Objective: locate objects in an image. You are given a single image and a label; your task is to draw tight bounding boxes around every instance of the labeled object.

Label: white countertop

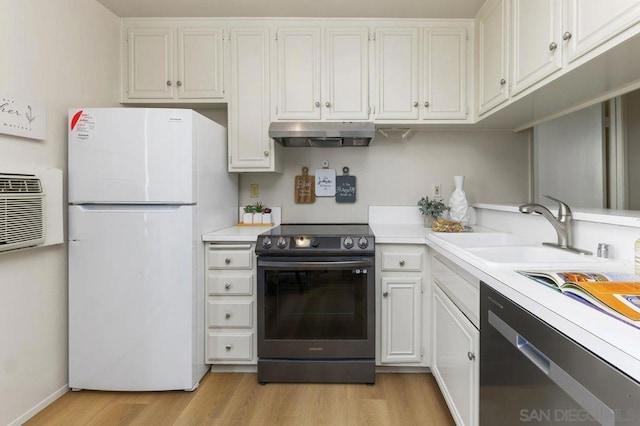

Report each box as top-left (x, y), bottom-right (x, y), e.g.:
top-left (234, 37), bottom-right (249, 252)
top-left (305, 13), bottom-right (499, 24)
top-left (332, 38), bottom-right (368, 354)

top-left (371, 221), bottom-right (640, 382)
top-left (202, 225), bottom-right (275, 242)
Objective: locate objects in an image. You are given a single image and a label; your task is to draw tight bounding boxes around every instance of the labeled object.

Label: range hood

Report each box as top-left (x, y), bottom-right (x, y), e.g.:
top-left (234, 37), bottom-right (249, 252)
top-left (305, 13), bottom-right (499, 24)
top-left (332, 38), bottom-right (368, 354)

top-left (268, 122), bottom-right (375, 147)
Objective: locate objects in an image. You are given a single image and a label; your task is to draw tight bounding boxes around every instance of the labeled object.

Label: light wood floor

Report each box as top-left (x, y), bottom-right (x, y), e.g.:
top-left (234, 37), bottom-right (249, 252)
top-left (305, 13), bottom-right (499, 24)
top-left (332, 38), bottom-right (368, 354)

top-left (25, 373), bottom-right (454, 425)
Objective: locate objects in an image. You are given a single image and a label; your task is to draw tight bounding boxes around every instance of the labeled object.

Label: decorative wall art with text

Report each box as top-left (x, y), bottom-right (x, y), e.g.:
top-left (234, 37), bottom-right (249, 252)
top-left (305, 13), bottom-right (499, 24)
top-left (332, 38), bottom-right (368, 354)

top-left (0, 94), bottom-right (47, 140)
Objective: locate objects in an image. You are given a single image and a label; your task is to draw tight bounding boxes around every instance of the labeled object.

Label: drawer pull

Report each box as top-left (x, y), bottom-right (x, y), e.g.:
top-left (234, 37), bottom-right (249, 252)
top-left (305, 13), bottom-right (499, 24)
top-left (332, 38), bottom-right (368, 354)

top-left (399, 260), bottom-right (405, 266)
top-left (467, 351), bottom-right (476, 361)
top-left (383, 291), bottom-right (389, 298)
top-left (225, 258), bottom-right (231, 265)
top-left (225, 344), bottom-right (232, 351)
top-left (225, 313), bottom-right (231, 319)
top-left (224, 283), bottom-right (232, 290)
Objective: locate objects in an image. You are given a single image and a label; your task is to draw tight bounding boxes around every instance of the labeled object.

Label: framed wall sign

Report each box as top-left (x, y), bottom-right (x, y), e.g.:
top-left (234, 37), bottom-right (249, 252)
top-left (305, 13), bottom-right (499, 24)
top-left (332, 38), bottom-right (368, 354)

top-left (0, 94), bottom-right (47, 140)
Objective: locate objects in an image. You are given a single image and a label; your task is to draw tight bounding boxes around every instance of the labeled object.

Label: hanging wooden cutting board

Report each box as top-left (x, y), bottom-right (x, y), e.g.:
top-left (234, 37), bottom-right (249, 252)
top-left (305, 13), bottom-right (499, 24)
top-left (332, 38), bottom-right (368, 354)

top-left (336, 167), bottom-right (356, 203)
top-left (294, 167), bottom-right (315, 203)
top-left (315, 167), bottom-right (336, 197)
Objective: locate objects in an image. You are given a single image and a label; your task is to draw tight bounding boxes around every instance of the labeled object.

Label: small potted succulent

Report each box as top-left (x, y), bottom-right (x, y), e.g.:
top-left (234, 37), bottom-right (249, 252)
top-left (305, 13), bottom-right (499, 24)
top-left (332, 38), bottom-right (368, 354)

top-left (417, 196), bottom-right (450, 228)
top-left (261, 207), bottom-right (272, 225)
top-left (242, 204), bottom-right (255, 224)
top-left (253, 201), bottom-right (265, 224)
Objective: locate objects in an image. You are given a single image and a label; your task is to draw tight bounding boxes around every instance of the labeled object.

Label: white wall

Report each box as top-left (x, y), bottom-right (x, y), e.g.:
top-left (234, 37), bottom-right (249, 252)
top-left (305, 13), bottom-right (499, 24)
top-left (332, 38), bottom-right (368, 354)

top-left (238, 129), bottom-right (531, 223)
top-left (0, 1), bottom-right (120, 424)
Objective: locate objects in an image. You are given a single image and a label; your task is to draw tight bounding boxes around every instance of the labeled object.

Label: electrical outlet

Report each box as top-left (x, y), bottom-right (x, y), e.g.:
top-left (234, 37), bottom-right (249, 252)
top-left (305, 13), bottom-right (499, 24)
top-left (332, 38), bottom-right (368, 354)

top-left (250, 184), bottom-right (259, 198)
top-left (433, 184), bottom-right (442, 199)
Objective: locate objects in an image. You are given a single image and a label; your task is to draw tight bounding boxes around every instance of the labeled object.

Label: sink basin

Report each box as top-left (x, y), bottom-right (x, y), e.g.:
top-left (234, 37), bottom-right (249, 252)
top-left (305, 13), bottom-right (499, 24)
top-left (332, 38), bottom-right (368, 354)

top-left (430, 232), bottom-right (531, 248)
top-left (465, 245), bottom-right (601, 268)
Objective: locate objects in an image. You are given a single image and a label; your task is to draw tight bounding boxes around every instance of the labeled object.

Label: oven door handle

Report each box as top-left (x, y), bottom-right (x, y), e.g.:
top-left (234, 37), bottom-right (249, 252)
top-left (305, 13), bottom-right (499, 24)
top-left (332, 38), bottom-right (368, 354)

top-left (258, 260), bottom-right (373, 270)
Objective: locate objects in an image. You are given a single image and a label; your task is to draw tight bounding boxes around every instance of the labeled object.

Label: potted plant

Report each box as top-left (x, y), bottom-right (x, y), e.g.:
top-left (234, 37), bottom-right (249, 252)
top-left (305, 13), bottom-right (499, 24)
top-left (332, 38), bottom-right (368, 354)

top-left (253, 201), bottom-right (265, 224)
top-left (417, 196), bottom-right (450, 228)
top-left (242, 204), bottom-right (255, 224)
top-left (262, 207), bottom-right (272, 225)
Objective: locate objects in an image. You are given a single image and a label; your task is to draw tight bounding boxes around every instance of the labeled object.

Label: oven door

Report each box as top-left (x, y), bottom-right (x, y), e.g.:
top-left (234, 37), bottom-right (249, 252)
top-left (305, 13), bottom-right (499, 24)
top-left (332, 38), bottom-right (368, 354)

top-left (257, 256), bottom-right (375, 360)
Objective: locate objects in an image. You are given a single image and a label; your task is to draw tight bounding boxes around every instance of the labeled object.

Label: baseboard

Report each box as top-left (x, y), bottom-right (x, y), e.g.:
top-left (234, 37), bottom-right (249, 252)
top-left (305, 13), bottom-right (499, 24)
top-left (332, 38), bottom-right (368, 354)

top-left (9, 384), bottom-right (69, 426)
top-left (209, 365), bottom-right (258, 373)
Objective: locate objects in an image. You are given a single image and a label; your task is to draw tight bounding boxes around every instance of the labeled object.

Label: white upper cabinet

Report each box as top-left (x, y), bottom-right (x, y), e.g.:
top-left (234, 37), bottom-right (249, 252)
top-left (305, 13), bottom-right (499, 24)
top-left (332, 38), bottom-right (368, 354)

top-left (422, 28), bottom-right (468, 120)
top-left (228, 25), bottom-right (279, 172)
top-left (123, 22), bottom-right (225, 102)
top-left (564, 0), bottom-right (640, 64)
top-left (177, 28), bottom-right (224, 99)
top-left (375, 25), bottom-right (469, 121)
top-left (274, 25), bottom-right (369, 121)
top-left (374, 27), bottom-right (421, 120)
top-left (477, 0), bottom-right (509, 115)
top-left (126, 27), bottom-right (174, 99)
top-left (510, 0), bottom-right (563, 96)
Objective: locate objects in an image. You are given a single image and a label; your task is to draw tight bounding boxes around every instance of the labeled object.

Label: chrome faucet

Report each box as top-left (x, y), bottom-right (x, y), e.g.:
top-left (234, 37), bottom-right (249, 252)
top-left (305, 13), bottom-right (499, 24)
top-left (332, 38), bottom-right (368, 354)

top-left (518, 194), bottom-right (592, 255)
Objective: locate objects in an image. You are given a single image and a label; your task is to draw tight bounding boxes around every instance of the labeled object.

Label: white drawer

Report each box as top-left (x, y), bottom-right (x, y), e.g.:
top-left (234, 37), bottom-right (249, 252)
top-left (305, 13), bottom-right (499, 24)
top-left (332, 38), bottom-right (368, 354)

top-left (206, 333), bottom-right (253, 361)
top-left (381, 251), bottom-right (423, 272)
top-left (207, 273), bottom-right (253, 296)
top-left (207, 244), bottom-right (253, 270)
top-left (207, 300), bottom-right (253, 328)
top-left (432, 255), bottom-right (479, 328)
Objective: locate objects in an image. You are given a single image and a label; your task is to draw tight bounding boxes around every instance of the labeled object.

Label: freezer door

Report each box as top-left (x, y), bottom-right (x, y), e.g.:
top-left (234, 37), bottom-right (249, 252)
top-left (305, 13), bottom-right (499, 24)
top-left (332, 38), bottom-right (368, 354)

top-left (68, 108), bottom-right (196, 204)
top-left (68, 205), bottom-right (203, 391)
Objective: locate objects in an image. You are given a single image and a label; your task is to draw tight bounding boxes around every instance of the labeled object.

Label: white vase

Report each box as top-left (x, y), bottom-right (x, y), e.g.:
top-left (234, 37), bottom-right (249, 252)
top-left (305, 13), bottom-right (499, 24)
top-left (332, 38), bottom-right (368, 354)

top-left (448, 175), bottom-right (470, 225)
top-left (262, 213), bottom-right (272, 224)
top-left (242, 213), bottom-right (254, 224)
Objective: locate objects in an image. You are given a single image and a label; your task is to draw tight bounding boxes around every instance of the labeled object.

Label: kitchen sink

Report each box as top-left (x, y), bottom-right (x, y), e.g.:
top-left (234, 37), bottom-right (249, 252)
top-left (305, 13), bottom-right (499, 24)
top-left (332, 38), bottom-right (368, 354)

top-left (465, 245), bottom-right (602, 268)
top-left (430, 232), bottom-right (530, 248)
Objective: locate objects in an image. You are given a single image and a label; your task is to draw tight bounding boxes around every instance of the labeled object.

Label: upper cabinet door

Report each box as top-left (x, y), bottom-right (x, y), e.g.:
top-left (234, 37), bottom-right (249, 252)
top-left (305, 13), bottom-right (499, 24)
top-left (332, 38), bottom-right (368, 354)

top-left (177, 28), bottom-right (225, 99)
top-left (477, 0), bottom-right (509, 115)
top-left (510, 0), bottom-right (563, 96)
top-left (423, 28), bottom-right (468, 120)
top-left (276, 27), bottom-right (322, 120)
top-left (127, 28), bottom-right (174, 99)
top-left (323, 27), bottom-right (370, 120)
top-left (564, 0), bottom-right (640, 64)
top-left (375, 27), bottom-right (420, 120)
top-left (228, 27), bottom-right (275, 171)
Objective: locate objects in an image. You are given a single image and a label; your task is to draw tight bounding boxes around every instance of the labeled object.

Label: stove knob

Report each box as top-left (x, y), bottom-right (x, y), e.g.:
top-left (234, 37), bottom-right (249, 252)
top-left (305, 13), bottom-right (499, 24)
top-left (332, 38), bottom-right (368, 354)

top-left (262, 236), bottom-right (272, 249)
top-left (358, 236), bottom-right (369, 249)
top-left (310, 238), bottom-right (319, 248)
top-left (276, 236), bottom-right (288, 249)
top-left (343, 236), bottom-right (354, 249)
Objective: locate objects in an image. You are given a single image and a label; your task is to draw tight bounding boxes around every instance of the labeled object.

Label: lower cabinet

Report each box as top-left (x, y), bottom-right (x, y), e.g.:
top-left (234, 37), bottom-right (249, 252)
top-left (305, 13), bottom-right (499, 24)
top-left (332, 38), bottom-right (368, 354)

top-left (205, 242), bottom-right (257, 364)
top-left (376, 244), bottom-right (429, 366)
top-left (431, 282), bottom-right (479, 426)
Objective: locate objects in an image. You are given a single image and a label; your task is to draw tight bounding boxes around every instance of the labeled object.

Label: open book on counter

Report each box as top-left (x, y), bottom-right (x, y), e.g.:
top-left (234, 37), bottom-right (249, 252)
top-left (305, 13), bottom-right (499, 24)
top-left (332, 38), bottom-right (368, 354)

top-left (517, 271), bottom-right (640, 328)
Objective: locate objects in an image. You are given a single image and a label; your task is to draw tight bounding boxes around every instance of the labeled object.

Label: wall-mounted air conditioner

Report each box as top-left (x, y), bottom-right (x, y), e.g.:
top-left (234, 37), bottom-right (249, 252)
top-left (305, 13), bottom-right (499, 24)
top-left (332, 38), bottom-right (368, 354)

top-left (0, 173), bottom-right (46, 252)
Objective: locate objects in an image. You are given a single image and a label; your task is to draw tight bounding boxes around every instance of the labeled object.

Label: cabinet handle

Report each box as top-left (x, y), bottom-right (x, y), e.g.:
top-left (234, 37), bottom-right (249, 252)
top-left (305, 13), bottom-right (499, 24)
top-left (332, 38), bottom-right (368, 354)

top-left (315, 101), bottom-right (320, 107)
top-left (166, 80), bottom-right (172, 86)
top-left (467, 351), bottom-right (476, 361)
top-left (424, 101), bottom-right (429, 108)
top-left (224, 258), bottom-right (231, 265)
top-left (563, 31), bottom-right (572, 41)
top-left (225, 344), bottom-right (232, 351)
top-left (413, 101), bottom-right (419, 107)
top-left (383, 291), bottom-right (389, 297)
top-left (325, 101), bottom-right (331, 107)
top-left (176, 80), bottom-right (182, 87)
top-left (225, 313), bottom-right (231, 319)
top-left (548, 42), bottom-right (557, 51)
top-left (224, 283), bottom-right (232, 290)
top-left (500, 78), bottom-right (506, 86)
top-left (264, 150), bottom-right (270, 157)
top-left (399, 260), bottom-right (405, 266)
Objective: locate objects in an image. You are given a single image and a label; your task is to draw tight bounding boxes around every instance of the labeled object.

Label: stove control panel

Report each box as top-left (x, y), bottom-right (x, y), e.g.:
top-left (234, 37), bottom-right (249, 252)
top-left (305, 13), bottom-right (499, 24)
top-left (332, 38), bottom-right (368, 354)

top-left (257, 234), bottom-right (374, 253)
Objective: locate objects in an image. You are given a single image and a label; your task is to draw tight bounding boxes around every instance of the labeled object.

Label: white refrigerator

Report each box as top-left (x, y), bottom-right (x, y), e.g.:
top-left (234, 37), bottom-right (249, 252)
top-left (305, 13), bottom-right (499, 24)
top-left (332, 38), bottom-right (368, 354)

top-left (68, 108), bottom-right (237, 391)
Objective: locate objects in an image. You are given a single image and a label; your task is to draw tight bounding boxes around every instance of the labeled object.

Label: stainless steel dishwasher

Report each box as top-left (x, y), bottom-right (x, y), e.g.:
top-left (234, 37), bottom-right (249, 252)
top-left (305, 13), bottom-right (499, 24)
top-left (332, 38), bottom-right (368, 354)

top-left (480, 282), bottom-right (640, 425)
